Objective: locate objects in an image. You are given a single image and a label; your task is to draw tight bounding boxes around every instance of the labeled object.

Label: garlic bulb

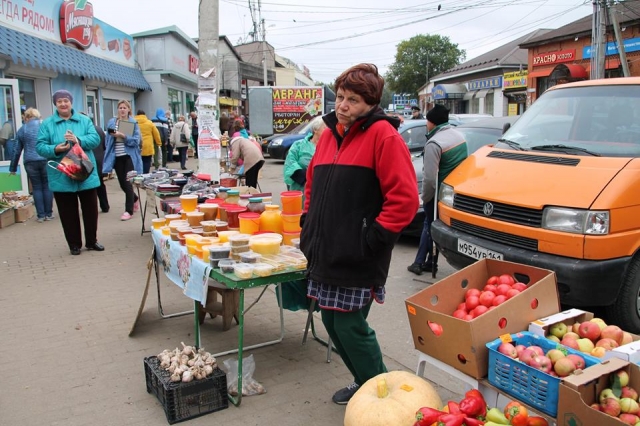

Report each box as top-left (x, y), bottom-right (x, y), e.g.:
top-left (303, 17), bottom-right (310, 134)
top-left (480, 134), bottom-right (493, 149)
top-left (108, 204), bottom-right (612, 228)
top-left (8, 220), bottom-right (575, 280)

top-left (181, 342), bottom-right (194, 356)
top-left (170, 371), bottom-right (181, 382)
top-left (181, 370), bottom-right (193, 383)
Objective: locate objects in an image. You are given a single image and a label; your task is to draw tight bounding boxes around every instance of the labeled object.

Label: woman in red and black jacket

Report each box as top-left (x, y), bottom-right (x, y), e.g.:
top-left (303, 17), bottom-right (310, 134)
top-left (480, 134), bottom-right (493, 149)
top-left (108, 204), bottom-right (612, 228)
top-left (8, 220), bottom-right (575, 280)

top-left (299, 63), bottom-right (419, 405)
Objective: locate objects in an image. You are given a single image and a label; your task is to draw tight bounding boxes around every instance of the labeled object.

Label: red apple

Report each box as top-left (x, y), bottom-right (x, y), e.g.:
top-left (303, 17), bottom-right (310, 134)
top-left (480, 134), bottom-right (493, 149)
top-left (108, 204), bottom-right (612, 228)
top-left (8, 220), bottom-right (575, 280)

top-left (601, 397), bottom-right (621, 417)
top-left (492, 295), bottom-right (507, 307)
top-left (618, 413), bottom-right (640, 425)
top-left (519, 348), bottom-right (537, 365)
top-left (529, 355), bottom-right (552, 372)
top-left (528, 345), bottom-right (544, 357)
top-left (512, 282), bottom-right (528, 292)
top-left (465, 288), bottom-right (481, 300)
top-left (562, 336), bottom-right (579, 350)
top-left (621, 386), bottom-right (639, 401)
top-left (622, 332), bottom-right (634, 346)
top-left (554, 356), bottom-right (576, 377)
top-left (566, 354), bottom-right (586, 370)
top-left (600, 325), bottom-right (624, 346)
top-left (590, 402), bottom-right (601, 411)
top-left (498, 342), bottom-right (518, 358)
top-left (596, 338), bottom-right (619, 351)
top-left (479, 291), bottom-right (496, 307)
top-left (515, 344), bottom-right (527, 358)
top-left (578, 321), bottom-right (601, 342)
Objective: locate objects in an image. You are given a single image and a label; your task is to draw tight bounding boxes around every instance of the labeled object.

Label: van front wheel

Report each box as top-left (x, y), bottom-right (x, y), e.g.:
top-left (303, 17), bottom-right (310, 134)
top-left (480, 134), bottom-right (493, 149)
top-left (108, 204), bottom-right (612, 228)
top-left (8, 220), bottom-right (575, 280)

top-left (606, 256), bottom-right (640, 334)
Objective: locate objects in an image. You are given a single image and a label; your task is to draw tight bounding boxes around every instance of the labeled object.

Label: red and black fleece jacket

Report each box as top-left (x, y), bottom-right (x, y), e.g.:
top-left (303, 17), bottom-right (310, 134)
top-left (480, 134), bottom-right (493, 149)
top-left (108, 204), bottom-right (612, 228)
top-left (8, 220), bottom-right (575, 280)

top-left (299, 107), bottom-right (419, 288)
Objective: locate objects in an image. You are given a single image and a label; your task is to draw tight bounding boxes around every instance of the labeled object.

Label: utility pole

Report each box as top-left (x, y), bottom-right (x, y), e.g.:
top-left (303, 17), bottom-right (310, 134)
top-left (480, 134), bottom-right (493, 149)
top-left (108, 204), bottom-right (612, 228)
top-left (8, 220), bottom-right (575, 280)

top-left (609, 1), bottom-right (631, 77)
top-left (425, 52), bottom-right (430, 114)
top-left (591, 0), bottom-right (608, 79)
top-left (197, 0), bottom-right (221, 182)
top-left (262, 19), bottom-right (268, 86)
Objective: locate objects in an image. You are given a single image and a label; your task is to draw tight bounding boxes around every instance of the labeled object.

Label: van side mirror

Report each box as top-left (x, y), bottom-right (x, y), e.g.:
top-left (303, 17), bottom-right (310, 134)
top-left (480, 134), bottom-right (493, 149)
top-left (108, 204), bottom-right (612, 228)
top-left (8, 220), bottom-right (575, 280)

top-left (502, 123), bottom-right (511, 134)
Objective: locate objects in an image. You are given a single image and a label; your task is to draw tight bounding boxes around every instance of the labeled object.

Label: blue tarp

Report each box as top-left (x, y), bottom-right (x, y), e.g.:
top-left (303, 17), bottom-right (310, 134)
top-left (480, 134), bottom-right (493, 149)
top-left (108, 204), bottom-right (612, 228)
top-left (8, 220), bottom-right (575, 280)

top-left (0, 26), bottom-right (151, 91)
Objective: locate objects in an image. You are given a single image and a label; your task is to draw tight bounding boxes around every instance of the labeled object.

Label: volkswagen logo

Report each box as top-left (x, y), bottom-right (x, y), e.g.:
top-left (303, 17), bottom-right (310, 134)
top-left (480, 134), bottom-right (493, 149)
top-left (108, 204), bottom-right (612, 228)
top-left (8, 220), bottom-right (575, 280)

top-left (483, 202), bottom-right (494, 216)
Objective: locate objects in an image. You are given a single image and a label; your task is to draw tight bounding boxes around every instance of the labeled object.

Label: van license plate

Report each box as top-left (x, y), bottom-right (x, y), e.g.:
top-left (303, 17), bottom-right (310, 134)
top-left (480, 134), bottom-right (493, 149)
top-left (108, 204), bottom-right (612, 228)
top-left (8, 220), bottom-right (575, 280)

top-left (457, 239), bottom-right (503, 261)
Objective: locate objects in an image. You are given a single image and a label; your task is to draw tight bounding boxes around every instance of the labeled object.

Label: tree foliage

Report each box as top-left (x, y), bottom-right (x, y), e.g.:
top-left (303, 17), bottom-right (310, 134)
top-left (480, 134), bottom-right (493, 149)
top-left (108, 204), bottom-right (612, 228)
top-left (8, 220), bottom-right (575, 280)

top-left (386, 34), bottom-right (466, 97)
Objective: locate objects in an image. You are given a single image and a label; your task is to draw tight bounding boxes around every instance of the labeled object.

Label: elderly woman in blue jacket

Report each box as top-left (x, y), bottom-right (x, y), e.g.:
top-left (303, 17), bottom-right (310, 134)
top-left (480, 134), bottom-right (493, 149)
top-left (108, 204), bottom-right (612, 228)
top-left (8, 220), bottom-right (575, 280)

top-left (36, 89), bottom-right (103, 256)
top-left (103, 99), bottom-right (142, 221)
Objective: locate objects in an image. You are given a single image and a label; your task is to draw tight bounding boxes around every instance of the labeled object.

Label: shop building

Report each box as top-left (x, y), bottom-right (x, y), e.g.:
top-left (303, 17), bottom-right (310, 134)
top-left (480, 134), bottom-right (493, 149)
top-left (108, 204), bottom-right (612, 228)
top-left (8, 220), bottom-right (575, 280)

top-left (520, 3), bottom-right (640, 104)
top-left (429, 29), bottom-right (547, 116)
top-left (0, 0), bottom-right (150, 192)
top-left (132, 26), bottom-right (199, 119)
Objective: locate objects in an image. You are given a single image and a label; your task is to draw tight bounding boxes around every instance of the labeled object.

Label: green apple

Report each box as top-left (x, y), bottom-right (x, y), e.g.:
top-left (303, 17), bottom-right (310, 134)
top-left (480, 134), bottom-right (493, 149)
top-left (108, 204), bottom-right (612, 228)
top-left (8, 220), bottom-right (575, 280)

top-left (550, 322), bottom-right (568, 339)
top-left (577, 338), bottom-right (595, 353)
top-left (547, 335), bottom-right (561, 343)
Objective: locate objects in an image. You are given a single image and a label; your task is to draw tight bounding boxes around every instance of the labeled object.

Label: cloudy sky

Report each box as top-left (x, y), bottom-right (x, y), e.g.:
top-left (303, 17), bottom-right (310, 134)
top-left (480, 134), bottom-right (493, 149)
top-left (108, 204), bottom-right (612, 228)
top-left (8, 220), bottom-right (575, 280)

top-left (91, 0), bottom-right (594, 83)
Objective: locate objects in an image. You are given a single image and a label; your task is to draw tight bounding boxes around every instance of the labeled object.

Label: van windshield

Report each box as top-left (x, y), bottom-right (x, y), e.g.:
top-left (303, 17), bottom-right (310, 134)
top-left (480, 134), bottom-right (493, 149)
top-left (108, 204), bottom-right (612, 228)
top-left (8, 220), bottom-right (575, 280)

top-left (499, 85), bottom-right (640, 157)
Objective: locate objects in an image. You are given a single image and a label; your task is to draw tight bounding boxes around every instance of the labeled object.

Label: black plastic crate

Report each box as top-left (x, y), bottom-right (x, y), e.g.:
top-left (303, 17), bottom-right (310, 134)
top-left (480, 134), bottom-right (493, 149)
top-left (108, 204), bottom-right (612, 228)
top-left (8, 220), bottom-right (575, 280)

top-left (144, 356), bottom-right (228, 424)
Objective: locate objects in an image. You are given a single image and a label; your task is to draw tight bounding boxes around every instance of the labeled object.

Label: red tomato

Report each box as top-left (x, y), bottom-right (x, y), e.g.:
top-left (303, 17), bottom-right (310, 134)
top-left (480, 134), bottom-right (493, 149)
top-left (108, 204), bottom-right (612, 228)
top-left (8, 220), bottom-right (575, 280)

top-left (465, 288), bottom-right (481, 300)
top-left (465, 296), bottom-right (480, 311)
top-left (463, 314), bottom-right (473, 321)
top-left (506, 288), bottom-right (521, 299)
top-left (486, 276), bottom-right (499, 285)
top-left (483, 284), bottom-right (498, 293)
top-left (472, 305), bottom-right (489, 318)
top-left (512, 282), bottom-right (528, 292)
top-left (498, 274), bottom-right (516, 285)
top-left (495, 284), bottom-right (511, 296)
top-left (457, 302), bottom-right (467, 311)
top-left (492, 295), bottom-right (508, 306)
top-left (478, 291), bottom-right (496, 307)
top-left (452, 309), bottom-right (467, 319)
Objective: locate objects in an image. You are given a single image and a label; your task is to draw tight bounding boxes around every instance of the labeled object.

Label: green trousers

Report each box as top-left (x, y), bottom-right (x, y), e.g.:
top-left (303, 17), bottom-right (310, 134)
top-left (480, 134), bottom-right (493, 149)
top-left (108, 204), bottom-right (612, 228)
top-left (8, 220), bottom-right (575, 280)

top-left (321, 300), bottom-right (387, 386)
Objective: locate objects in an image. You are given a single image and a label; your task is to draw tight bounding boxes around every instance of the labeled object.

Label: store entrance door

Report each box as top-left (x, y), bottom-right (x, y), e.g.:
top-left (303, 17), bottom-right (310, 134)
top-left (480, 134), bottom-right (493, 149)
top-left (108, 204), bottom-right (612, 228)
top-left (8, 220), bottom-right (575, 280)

top-left (86, 89), bottom-right (99, 126)
top-left (0, 79), bottom-right (28, 193)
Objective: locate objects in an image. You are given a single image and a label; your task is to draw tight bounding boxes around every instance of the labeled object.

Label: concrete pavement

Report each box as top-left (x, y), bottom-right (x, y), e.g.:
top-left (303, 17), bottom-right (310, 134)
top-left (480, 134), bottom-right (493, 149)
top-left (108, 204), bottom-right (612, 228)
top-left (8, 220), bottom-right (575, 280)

top-left (0, 157), bottom-right (465, 426)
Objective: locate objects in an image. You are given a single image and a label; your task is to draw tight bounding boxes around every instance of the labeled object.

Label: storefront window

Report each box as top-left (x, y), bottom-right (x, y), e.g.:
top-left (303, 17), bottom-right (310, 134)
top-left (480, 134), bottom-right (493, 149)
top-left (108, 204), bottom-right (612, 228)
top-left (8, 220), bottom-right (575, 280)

top-left (485, 92), bottom-right (494, 115)
top-left (16, 78), bottom-right (36, 110)
top-left (186, 92), bottom-right (195, 114)
top-left (469, 99), bottom-right (480, 114)
top-left (168, 88), bottom-right (184, 118)
top-left (103, 99), bottom-right (118, 125)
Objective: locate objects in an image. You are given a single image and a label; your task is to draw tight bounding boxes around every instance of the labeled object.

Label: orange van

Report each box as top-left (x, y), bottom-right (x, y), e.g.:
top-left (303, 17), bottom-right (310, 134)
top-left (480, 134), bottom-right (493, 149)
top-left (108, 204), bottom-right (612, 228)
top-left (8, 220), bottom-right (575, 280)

top-left (432, 77), bottom-right (640, 332)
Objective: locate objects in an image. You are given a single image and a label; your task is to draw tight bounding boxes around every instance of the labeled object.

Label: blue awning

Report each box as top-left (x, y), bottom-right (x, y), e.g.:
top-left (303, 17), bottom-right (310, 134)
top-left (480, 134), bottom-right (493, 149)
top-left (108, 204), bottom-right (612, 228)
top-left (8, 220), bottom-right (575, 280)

top-left (0, 26), bottom-right (151, 91)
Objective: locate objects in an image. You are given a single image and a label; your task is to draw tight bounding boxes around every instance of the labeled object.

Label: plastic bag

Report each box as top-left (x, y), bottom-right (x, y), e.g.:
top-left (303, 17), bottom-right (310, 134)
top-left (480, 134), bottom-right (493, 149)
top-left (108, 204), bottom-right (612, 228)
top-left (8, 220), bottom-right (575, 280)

top-left (181, 176), bottom-right (209, 195)
top-left (223, 354), bottom-right (266, 396)
top-left (47, 142), bottom-right (94, 181)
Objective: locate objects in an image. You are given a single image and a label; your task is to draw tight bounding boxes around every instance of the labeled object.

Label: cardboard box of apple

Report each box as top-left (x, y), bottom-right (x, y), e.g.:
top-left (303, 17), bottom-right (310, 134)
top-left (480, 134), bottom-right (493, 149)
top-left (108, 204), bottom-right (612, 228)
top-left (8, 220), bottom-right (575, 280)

top-left (498, 340), bottom-right (588, 377)
top-left (547, 318), bottom-right (633, 358)
top-left (592, 369), bottom-right (640, 424)
top-left (451, 274), bottom-right (528, 320)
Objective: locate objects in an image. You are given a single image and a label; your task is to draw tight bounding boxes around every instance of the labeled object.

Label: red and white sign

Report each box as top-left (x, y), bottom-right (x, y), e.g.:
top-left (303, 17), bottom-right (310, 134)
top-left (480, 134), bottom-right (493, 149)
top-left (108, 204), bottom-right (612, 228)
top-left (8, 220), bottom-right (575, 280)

top-left (59, 0), bottom-right (94, 49)
top-left (189, 55), bottom-right (199, 74)
top-left (532, 49), bottom-right (576, 67)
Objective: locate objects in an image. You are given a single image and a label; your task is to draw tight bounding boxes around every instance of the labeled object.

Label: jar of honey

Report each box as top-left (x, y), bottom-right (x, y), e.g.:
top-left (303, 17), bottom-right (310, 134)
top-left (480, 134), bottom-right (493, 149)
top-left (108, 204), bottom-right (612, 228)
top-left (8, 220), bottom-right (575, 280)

top-left (259, 204), bottom-right (283, 234)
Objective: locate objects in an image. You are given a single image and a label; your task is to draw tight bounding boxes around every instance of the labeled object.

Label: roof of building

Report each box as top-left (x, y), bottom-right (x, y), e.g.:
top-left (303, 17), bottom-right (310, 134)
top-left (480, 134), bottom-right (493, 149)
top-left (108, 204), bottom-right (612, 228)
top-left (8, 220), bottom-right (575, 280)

top-left (521, 2), bottom-right (640, 47)
top-left (131, 26), bottom-right (198, 50)
top-left (0, 26), bottom-right (151, 91)
top-left (432, 29), bottom-right (552, 81)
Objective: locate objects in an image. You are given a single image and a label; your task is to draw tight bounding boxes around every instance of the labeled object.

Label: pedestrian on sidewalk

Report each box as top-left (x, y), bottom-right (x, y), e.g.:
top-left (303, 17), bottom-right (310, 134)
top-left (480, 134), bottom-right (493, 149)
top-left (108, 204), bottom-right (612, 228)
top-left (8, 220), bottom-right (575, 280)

top-left (135, 109), bottom-right (161, 174)
top-left (407, 104), bottom-right (467, 276)
top-left (170, 115), bottom-right (190, 170)
top-left (152, 108), bottom-right (170, 167)
top-left (299, 63), bottom-right (419, 405)
top-left (190, 111), bottom-right (199, 159)
top-left (36, 90), bottom-right (104, 255)
top-left (80, 112), bottom-right (109, 213)
top-left (9, 107), bottom-right (54, 222)
top-left (103, 100), bottom-right (142, 221)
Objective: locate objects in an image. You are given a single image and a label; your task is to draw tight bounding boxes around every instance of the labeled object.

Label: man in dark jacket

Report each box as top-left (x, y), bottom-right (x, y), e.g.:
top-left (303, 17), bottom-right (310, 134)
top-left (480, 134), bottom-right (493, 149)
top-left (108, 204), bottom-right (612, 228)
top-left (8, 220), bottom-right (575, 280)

top-left (190, 111), bottom-right (198, 159)
top-left (152, 108), bottom-right (170, 167)
top-left (80, 112), bottom-right (109, 212)
top-left (300, 63), bottom-right (419, 405)
top-left (411, 105), bottom-right (424, 119)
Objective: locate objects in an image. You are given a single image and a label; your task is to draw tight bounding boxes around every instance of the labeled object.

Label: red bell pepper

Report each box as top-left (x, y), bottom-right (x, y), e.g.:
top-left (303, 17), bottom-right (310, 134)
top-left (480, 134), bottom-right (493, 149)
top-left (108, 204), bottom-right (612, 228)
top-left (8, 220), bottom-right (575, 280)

top-left (463, 417), bottom-right (485, 426)
top-left (504, 401), bottom-right (529, 426)
top-left (436, 413), bottom-right (466, 426)
top-left (447, 401), bottom-right (462, 415)
top-left (414, 407), bottom-right (446, 426)
top-left (459, 396), bottom-right (485, 418)
top-left (464, 389), bottom-right (487, 417)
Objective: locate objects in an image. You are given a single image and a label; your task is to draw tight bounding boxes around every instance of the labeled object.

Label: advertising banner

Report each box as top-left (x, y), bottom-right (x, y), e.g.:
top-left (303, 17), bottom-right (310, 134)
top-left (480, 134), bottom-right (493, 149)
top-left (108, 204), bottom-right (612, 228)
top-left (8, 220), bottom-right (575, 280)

top-left (272, 87), bottom-right (324, 134)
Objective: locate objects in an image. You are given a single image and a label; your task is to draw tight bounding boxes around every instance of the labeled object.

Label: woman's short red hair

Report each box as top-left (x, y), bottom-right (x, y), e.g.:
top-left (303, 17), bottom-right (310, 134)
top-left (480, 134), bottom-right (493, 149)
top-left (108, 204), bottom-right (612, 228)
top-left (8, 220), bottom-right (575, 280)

top-left (334, 63), bottom-right (384, 106)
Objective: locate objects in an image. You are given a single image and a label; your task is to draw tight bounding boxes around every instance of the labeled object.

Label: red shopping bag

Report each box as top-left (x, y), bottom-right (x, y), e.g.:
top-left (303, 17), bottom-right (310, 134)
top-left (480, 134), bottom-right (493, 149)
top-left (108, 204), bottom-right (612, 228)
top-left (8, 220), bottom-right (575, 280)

top-left (48, 142), bottom-right (94, 181)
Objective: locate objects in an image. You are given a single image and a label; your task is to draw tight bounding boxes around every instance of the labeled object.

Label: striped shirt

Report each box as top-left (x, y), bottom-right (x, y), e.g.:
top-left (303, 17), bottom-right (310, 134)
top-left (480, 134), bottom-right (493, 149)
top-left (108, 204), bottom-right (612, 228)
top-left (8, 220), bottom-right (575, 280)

top-left (307, 280), bottom-right (385, 312)
top-left (114, 120), bottom-right (127, 157)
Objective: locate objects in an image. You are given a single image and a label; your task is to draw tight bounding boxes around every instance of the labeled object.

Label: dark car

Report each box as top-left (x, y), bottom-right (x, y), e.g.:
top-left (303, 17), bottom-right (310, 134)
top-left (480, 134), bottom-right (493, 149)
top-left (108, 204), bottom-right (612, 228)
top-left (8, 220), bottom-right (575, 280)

top-left (402, 116), bottom-right (519, 237)
top-left (266, 116), bottom-right (323, 160)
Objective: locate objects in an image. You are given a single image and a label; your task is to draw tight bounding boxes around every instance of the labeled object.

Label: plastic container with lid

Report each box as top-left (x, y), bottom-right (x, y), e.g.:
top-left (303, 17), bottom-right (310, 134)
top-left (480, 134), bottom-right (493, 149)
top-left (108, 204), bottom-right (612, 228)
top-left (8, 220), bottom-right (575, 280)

top-left (152, 218), bottom-right (167, 229)
top-left (186, 211), bottom-right (204, 227)
top-left (201, 240), bottom-right (221, 260)
top-left (281, 212), bottom-right (302, 233)
top-left (250, 233), bottom-right (283, 255)
top-left (217, 187), bottom-right (229, 200)
top-left (238, 212), bottom-right (261, 235)
top-left (238, 194), bottom-right (253, 208)
top-left (210, 245), bottom-right (231, 259)
top-left (282, 231), bottom-right (301, 246)
top-left (280, 190), bottom-right (303, 214)
top-left (247, 197), bottom-right (265, 214)
top-left (198, 204), bottom-right (218, 221)
top-left (200, 220), bottom-right (217, 232)
top-left (217, 230), bottom-right (240, 243)
top-left (215, 220), bottom-right (229, 231)
top-left (161, 226), bottom-right (171, 236)
top-left (225, 206), bottom-right (248, 229)
top-left (253, 263), bottom-right (275, 277)
top-left (233, 262), bottom-right (255, 279)
top-left (259, 204), bottom-right (283, 234)
top-left (228, 233), bottom-right (251, 246)
top-left (179, 194), bottom-right (199, 212)
top-left (240, 252), bottom-right (262, 264)
top-left (226, 189), bottom-right (240, 205)
top-left (218, 258), bottom-right (237, 273)
top-left (184, 234), bottom-right (202, 247)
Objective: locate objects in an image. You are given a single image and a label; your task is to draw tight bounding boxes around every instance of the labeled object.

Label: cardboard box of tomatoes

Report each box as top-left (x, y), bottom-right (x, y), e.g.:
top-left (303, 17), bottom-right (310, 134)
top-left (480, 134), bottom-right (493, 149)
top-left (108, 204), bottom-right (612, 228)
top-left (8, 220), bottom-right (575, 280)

top-left (405, 259), bottom-right (560, 379)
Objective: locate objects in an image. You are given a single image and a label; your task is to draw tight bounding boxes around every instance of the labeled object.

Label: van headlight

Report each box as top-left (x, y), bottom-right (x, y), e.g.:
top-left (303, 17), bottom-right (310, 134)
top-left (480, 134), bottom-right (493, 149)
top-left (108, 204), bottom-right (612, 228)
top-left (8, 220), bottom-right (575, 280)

top-left (542, 208), bottom-right (609, 235)
top-left (271, 138), bottom-right (283, 146)
top-left (438, 183), bottom-right (455, 207)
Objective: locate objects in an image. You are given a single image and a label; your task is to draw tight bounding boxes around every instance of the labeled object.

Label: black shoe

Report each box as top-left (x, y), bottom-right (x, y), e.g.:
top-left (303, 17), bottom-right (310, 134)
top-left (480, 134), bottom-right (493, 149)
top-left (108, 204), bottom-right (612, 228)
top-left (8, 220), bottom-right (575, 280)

top-left (70, 247), bottom-right (81, 256)
top-left (407, 263), bottom-right (423, 275)
top-left (101, 207), bottom-right (110, 213)
top-left (332, 382), bottom-right (360, 405)
top-left (86, 242), bottom-right (105, 251)
top-left (421, 262), bottom-right (438, 274)
top-left (181, 167), bottom-right (187, 170)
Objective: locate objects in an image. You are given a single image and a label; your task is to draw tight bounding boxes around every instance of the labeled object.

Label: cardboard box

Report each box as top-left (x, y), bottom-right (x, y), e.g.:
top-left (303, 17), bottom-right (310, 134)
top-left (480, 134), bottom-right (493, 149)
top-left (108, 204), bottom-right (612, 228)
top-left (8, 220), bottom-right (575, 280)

top-left (14, 204), bottom-right (34, 223)
top-left (529, 308), bottom-right (594, 338)
top-left (0, 208), bottom-right (15, 228)
top-left (405, 259), bottom-right (560, 379)
top-left (557, 357), bottom-right (635, 426)
top-left (529, 309), bottom-right (640, 363)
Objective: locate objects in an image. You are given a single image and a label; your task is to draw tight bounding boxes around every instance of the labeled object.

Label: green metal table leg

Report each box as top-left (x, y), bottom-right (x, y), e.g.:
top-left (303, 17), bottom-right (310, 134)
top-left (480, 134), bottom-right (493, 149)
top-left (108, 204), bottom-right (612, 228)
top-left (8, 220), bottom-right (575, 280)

top-left (227, 288), bottom-right (245, 407)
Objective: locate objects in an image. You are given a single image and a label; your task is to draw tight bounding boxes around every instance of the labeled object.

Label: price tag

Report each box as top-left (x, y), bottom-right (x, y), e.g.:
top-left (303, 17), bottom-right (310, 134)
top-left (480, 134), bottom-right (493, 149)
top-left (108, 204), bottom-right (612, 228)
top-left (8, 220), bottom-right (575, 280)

top-left (499, 333), bottom-right (513, 343)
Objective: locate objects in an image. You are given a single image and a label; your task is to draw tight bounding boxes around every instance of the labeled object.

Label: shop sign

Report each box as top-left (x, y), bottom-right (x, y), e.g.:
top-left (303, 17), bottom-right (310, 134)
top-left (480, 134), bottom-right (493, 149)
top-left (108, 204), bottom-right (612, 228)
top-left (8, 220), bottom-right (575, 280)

top-left (583, 37), bottom-right (640, 59)
top-left (59, 0), bottom-right (94, 49)
top-left (240, 79), bottom-right (247, 100)
top-left (467, 77), bottom-right (503, 91)
top-left (532, 49), bottom-right (575, 67)
top-left (272, 86), bottom-right (324, 133)
top-left (189, 55), bottom-right (199, 74)
top-left (432, 85), bottom-right (448, 100)
top-left (503, 70), bottom-right (528, 89)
